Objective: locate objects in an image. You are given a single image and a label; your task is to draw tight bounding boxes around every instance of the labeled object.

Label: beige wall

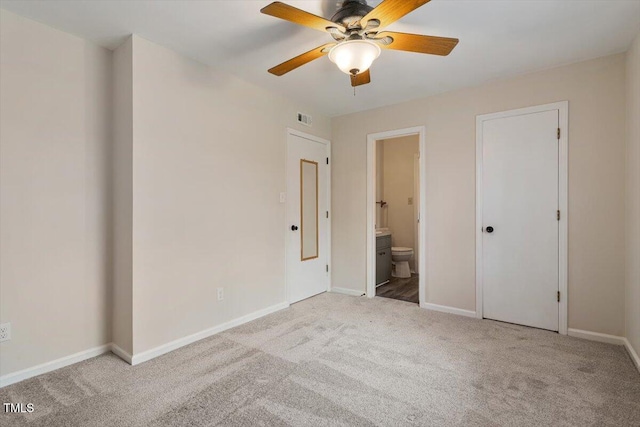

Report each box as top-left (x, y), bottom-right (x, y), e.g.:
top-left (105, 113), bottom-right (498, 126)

top-left (0, 13), bottom-right (331, 376)
top-left (332, 53), bottom-right (627, 336)
top-left (626, 32), bottom-right (640, 355)
top-left (127, 36), bottom-right (331, 355)
top-left (112, 37), bottom-right (134, 355)
top-left (0, 10), bottom-right (112, 376)
top-left (381, 136), bottom-right (419, 270)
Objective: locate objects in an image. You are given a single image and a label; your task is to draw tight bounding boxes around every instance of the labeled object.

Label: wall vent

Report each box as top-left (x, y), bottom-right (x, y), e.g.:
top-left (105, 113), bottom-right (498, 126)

top-left (297, 112), bottom-right (312, 127)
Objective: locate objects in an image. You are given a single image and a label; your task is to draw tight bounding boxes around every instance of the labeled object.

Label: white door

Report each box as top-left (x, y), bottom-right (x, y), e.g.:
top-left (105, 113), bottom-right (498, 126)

top-left (286, 132), bottom-right (329, 303)
top-left (482, 110), bottom-right (559, 331)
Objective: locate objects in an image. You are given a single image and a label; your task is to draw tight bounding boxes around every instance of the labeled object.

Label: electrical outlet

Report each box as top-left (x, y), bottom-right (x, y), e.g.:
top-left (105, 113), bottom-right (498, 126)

top-left (0, 323), bottom-right (11, 342)
top-left (217, 288), bottom-right (224, 301)
top-left (408, 197), bottom-right (413, 205)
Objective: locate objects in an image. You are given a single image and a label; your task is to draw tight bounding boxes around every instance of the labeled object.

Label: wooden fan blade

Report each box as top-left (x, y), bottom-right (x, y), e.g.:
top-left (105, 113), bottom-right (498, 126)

top-left (350, 69), bottom-right (371, 87)
top-left (261, 2), bottom-right (345, 33)
top-left (360, 0), bottom-right (431, 30)
top-left (268, 43), bottom-right (336, 76)
top-left (376, 31), bottom-right (459, 56)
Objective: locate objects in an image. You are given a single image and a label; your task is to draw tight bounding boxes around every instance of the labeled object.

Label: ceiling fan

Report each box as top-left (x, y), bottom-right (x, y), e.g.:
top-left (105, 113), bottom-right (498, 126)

top-left (261, 0), bottom-right (459, 87)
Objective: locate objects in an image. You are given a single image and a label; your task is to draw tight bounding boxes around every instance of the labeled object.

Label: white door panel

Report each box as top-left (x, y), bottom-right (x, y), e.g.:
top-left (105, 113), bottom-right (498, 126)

top-left (482, 110), bottom-right (559, 331)
top-left (287, 133), bottom-right (328, 304)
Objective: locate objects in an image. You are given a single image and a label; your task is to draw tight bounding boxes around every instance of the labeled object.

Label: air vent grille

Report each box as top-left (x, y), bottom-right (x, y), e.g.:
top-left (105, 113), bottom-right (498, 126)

top-left (297, 112), bottom-right (312, 127)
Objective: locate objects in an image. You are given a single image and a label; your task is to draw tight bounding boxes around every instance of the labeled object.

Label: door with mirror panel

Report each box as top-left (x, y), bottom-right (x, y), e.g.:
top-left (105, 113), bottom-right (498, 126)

top-left (286, 131), bottom-right (329, 304)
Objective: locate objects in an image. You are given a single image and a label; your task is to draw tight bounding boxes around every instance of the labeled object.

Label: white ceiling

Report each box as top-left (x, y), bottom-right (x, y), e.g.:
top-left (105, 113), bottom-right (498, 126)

top-left (1, 0), bottom-right (639, 117)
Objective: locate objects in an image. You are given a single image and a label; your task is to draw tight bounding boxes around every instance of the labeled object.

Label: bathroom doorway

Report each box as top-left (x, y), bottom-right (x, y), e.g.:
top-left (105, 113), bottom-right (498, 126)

top-left (366, 127), bottom-right (426, 305)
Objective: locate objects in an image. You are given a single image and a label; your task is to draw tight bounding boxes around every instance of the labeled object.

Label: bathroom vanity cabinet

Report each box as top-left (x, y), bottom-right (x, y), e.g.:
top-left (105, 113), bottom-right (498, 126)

top-left (376, 235), bottom-right (392, 286)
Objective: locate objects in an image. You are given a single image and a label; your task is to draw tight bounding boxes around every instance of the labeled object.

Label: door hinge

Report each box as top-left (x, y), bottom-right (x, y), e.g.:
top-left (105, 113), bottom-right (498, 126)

top-left (557, 128), bottom-right (561, 139)
top-left (557, 210), bottom-right (560, 221)
top-left (557, 291), bottom-right (561, 302)
top-left (326, 211), bottom-right (329, 218)
top-left (326, 264), bottom-right (329, 272)
top-left (326, 157), bottom-right (329, 165)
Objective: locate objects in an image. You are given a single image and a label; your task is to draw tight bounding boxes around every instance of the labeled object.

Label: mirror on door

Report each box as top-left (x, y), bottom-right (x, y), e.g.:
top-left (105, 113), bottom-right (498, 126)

top-left (300, 159), bottom-right (318, 261)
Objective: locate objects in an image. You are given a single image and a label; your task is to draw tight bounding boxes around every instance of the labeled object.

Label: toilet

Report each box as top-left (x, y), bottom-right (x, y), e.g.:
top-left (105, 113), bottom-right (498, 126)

top-left (391, 247), bottom-right (413, 278)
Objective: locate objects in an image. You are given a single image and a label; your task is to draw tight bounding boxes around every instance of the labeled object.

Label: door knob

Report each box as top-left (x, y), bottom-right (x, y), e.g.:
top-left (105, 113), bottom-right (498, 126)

top-left (486, 226), bottom-right (494, 233)
top-left (291, 225), bottom-right (299, 231)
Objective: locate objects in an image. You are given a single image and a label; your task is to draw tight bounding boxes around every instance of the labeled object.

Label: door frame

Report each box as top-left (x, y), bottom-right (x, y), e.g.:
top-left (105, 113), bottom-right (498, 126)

top-left (413, 153), bottom-right (420, 275)
top-left (475, 101), bottom-right (568, 335)
top-left (366, 126), bottom-right (426, 304)
top-left (285, 128), bottom-right (332, 303)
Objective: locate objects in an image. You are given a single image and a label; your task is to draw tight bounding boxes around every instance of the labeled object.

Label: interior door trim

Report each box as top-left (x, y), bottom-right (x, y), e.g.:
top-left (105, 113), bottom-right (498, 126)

top-left (475, 101), bottom-right (568, 335)
top-left (285, 128), bottom-right (332, 302)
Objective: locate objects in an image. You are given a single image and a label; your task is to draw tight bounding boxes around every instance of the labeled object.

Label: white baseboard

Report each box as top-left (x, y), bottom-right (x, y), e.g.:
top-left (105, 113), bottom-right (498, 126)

top-left (0, 344), bottom-right (111, 388)
top-left (623, 338), bottom-right (640, 372)
top-left (5, 308), bottom-right (634, 387)
top-left (0, 301), bottom-right (291, 388)
top-left (130, 301), bottom-right (290, 366)
top-left (110, 343), bottom-right (133, 364)
top-left (329, 287), bottom-right (365, 297)
top-left (567, 328), bottom-right (640, 373)
top-left (421, 302), bottom-right (477, 318)
top-left (567, 328), bottom-right (627, 345)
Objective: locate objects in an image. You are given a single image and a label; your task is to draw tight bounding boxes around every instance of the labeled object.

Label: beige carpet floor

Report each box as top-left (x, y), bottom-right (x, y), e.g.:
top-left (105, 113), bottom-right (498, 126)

top-left (1, 293), bottom-right (639, 426)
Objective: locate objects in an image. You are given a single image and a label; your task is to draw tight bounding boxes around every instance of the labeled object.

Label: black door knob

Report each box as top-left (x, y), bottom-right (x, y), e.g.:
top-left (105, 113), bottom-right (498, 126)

top-left (291, 225), bottom-right (298, 231)
top-left (486, 226), bottom-right (494, 233)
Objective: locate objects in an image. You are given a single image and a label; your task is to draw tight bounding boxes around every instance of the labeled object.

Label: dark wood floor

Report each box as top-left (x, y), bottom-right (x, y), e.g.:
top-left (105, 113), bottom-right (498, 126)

top-left (376, 274), bottom-right (418, 304)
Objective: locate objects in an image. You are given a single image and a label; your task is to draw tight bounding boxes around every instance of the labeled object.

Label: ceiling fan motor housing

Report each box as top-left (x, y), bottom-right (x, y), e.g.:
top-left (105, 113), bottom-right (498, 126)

top-left (331, 0), bottom-right (373, 29)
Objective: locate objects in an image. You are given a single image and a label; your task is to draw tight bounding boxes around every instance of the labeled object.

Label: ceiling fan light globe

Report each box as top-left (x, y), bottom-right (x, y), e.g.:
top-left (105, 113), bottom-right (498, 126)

top-left (328, 40), bottom-right (381, 75)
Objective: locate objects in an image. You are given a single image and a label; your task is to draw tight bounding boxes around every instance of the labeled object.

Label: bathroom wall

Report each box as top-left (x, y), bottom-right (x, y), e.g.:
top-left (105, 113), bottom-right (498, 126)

top-left (0, 10), bottom-right (112, 377)
top-left (381, 136), bottom-right (420, 271)
top-left (375, 140), bottom-right (384, 228)
top-left (332, 53), bottom-right (627, 336)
